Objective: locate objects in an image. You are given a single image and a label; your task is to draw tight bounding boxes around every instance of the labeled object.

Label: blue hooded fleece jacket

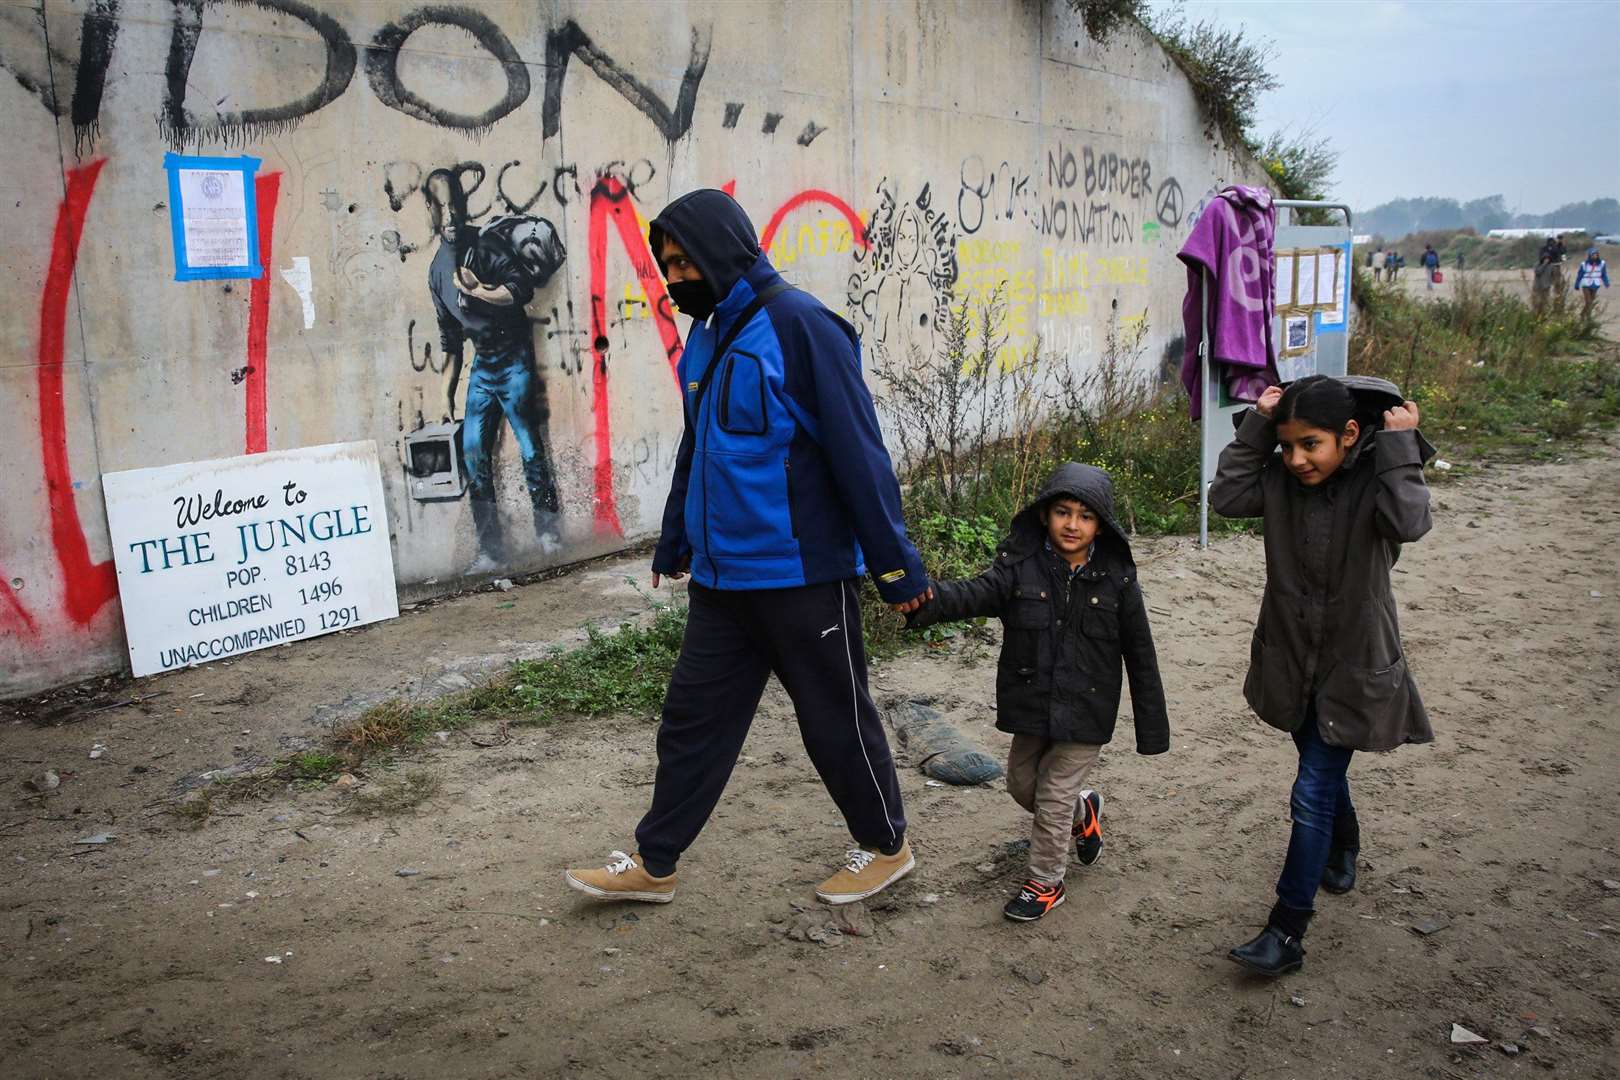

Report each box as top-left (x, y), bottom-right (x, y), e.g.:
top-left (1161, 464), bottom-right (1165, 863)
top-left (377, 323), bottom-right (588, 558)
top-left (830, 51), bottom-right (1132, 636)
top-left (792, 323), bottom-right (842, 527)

top-left (648, 189), bottom-right (927, 603)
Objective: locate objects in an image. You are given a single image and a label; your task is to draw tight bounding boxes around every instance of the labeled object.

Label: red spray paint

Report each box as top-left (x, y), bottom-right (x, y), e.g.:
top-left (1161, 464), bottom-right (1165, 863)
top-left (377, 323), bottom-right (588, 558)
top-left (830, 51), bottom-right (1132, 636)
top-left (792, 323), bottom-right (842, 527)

top-left (759, 189), bottom-right (870, 257)
top-left (0, 574), bottom-right (38, 638)
top-left (582, 183), bottom-right (868, 534)
top-left (36, 160), bottom-right (117, 629)
top-left (586, 175), bottom-right (684, 536)
top-left (245, 172), bottom-right (281, 454)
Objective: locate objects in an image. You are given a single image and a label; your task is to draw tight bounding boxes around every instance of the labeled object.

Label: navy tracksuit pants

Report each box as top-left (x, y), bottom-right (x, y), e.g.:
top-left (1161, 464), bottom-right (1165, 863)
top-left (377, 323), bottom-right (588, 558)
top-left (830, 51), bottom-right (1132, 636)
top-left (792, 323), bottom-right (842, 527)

top-left (635, 578), bottom-right (908, 877)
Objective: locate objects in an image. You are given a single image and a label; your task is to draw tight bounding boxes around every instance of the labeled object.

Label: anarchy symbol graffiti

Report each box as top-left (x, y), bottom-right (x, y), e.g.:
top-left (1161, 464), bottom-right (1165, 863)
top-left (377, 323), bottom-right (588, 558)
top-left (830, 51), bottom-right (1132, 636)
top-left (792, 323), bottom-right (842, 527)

top-left (1155, 177), bottom-right (1184, 227)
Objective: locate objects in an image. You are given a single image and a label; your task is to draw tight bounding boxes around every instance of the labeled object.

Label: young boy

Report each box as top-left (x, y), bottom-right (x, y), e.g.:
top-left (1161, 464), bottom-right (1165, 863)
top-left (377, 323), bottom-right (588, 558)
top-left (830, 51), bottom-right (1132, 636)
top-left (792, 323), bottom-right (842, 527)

top-left (908, 462), bottom-right (1169, 920)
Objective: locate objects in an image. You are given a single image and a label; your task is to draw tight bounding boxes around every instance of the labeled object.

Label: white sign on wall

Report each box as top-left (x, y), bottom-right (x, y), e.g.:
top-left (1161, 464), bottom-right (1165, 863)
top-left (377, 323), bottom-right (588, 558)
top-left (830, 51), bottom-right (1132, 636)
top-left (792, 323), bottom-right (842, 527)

top-left (102, 441), bottom-right (399, 677)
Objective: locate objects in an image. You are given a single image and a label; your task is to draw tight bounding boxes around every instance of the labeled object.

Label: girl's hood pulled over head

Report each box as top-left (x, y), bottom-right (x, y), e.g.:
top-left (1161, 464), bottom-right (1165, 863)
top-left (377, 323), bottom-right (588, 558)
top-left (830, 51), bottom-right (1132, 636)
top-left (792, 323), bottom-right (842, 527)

top-left (1256, 375), bottom-right (1438, 474)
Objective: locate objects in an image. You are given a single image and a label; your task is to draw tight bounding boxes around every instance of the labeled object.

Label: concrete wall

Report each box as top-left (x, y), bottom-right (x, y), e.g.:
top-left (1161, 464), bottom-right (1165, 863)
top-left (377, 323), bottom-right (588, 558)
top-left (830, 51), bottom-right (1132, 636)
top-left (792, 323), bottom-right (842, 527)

top-left (0, 0), bottom-right (1262, 697)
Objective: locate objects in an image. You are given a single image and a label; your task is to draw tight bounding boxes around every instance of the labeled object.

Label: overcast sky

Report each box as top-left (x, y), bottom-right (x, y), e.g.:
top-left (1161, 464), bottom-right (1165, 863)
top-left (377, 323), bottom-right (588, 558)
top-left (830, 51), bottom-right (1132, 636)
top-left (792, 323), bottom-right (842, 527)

top-left (1149, 0), bottom-right (1620, 214)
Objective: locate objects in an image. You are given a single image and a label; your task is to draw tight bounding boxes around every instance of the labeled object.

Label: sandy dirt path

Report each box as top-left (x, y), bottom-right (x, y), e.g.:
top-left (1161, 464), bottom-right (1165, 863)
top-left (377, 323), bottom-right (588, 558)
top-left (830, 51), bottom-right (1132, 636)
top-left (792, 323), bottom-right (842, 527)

top-left (3, 437), bottom-right (1618, 1079)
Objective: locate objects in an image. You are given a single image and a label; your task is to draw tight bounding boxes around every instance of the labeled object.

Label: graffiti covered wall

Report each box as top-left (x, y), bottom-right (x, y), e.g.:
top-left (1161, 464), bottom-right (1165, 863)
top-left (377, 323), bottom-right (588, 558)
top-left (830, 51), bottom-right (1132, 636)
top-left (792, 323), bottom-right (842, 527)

top-left (0, 0), bottom-right (1261, 696)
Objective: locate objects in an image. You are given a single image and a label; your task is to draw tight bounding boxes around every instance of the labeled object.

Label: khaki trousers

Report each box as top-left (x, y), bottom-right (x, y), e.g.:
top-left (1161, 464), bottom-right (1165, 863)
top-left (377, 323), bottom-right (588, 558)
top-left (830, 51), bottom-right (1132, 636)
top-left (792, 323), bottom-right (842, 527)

top-left (1006, 734), bottom-right (1101, 884)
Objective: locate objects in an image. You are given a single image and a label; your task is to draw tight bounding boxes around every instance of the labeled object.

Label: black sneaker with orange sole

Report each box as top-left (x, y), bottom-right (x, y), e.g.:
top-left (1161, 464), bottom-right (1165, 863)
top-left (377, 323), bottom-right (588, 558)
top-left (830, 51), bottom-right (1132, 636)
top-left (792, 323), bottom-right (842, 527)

top-left (1074, 789), bottom-right (1104, 867)
top-left (1003, 878), bottom-right (1066, 921)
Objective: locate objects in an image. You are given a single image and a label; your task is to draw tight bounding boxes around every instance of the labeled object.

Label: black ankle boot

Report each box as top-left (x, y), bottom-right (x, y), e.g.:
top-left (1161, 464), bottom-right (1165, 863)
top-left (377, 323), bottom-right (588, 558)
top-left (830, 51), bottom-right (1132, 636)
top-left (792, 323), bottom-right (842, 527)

top-left (1321, 846), bottom-right (1358, 894)
top-left (1229, 902), bottom-right (1310, 977)
top-left (1321, 814), bottom-right (1360, 895)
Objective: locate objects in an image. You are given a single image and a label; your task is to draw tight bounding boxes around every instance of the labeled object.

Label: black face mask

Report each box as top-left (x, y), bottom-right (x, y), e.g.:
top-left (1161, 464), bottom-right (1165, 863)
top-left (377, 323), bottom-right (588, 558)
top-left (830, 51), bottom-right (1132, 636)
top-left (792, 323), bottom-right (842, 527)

top-left (666, 279), bottom-right (716, 320)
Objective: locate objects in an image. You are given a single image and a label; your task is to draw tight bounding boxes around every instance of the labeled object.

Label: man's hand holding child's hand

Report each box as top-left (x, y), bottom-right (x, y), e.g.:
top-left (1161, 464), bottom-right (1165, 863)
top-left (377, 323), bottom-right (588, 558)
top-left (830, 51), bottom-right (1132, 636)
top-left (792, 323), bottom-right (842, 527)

top-left (891, 586), bottom-right (935, 614)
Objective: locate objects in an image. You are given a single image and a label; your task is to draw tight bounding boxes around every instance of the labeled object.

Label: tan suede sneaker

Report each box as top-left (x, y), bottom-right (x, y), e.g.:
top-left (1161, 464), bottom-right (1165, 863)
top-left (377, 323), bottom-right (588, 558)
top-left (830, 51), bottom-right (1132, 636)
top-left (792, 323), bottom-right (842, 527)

top-left (564, 850), bottom-right (676, 903)
top-left (814, 839), bottom-right (915, 905)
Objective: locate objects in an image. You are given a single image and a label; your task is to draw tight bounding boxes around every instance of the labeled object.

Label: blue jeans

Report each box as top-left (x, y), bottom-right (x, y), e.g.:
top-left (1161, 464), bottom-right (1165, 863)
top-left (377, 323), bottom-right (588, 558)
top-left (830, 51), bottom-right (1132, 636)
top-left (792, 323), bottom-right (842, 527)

top-left (1275, 714), bottom-right (1355, 911)
top-left (461, 343), bottom-right (560, 541)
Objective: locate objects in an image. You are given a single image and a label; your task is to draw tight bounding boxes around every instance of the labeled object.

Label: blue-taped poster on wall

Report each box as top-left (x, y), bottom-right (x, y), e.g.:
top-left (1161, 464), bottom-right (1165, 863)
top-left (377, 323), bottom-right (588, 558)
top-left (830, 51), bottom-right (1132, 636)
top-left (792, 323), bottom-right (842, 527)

top-left (164, 153), bottom-right (262, 280)
top-left (101, 441), bottom-right (399, 676)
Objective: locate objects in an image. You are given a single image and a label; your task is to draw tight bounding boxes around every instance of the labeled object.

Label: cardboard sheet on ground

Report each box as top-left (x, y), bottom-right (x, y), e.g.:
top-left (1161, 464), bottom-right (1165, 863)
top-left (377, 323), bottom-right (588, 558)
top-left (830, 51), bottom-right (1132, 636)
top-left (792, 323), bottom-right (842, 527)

top-left (883, 698), bottom-right (1002, 785)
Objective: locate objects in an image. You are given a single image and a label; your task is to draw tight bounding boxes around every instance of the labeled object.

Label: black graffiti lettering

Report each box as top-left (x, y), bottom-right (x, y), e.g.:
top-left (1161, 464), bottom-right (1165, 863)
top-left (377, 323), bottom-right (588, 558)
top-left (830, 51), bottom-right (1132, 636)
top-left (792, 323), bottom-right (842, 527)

top-left (1077, 145), bottom-right (1154, 199)
top-left (592, 159), bottom-right (656, 201)
top-left (550, 164), bottom-right (581, 207)
top-left (160, 0), bottom-right (205, 143)
top-left (423, 162), bottom-right (485, 237)
top-left (496, 160), bottom-right (546, 214)
top-left (1050, 146), bottom-right (1078, 190)
top-left (367, 7), bottom-right (528, 133)
top-left (542, 19), bottom-right (711, 142)
top-left (406, 318), bottom-right (442, 373)
top-left (797, 120), bottom-right (826, 146)
top-left (1111, 209), bottom-right (1132, 245)
top-left (70, 0), bottom-right (120, 154)
top-left (1155, 177), bottom-right (1184, 226)
top-left (627, 159), bottom-right (656, 194)
top-left (761, 112), bottom-right (782, 134)
top-left (27, 8), bottom-right (734, 150)
top-left (383, 162), bottom-right (424, 212)
top-left (849, 179), bottom-right (959, 350)
top-left (958, 156), bottom-right (988, 235)
top-left (161, 0), bottom-right (357, 148)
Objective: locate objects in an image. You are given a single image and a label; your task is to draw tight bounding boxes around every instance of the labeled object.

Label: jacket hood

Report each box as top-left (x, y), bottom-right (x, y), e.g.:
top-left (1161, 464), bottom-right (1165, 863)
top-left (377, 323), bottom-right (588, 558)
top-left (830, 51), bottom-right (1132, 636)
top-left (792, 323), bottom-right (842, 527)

top-left (1238, 375), bottom-right (1436, 470)
top-left (648, 189), bottom-right (762, 304)
top-left (1220, 184), bottom-right (1273, 213)
top-left (1001, 462), bottom-right (1133, 565)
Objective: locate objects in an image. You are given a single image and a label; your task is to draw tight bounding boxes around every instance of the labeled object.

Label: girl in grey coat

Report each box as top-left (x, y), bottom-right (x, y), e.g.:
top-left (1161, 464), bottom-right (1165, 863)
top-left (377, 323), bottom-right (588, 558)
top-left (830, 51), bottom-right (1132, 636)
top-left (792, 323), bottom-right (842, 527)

top-left (1211, 374), bottom-right (1436, 977)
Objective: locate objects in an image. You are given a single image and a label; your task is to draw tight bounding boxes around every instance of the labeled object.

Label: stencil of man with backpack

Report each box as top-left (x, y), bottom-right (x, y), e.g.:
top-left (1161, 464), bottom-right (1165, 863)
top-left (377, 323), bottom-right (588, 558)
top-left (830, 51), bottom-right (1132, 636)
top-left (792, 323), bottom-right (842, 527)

top-left (423, 167), bottom-right (568, 571)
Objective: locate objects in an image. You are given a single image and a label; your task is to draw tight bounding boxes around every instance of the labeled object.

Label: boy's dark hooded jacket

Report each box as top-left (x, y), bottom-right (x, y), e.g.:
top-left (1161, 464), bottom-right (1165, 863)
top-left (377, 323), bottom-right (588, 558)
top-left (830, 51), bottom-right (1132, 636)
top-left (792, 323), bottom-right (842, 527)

top-left (647, 189), bottom-right (926, 602)
top-left (909, 463), bottom-right (1170, 753)
top-left (1210, 375), bottom-right (1435, 752)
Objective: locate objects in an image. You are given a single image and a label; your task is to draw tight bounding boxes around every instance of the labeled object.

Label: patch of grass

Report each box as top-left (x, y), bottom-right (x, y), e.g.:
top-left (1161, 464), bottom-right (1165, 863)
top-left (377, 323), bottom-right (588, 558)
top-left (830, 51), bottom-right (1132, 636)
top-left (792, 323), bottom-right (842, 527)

top-left (348, 769), bottom-right (443, 816)
top-left (165, 751), bottom-right (353, 828)
top-left (507, 601), bottom-right (686, 719)
top-left (286, 751), bottom-right (343, 782)
top-left (331, 592), bottom-right (688, 759)
top-left (168, 593), bottom-right (692, 826)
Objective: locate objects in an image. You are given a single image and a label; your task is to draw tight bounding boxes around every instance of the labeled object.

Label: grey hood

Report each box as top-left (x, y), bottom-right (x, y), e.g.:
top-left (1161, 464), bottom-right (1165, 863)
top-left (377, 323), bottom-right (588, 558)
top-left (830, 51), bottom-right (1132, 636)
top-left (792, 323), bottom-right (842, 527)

top-left (1341, 375), bottom-right (1437, 467)
top-left (1236, 375), bottom-right (1437, 467)
top-left (1001, 462), bottom-right (1133, 565)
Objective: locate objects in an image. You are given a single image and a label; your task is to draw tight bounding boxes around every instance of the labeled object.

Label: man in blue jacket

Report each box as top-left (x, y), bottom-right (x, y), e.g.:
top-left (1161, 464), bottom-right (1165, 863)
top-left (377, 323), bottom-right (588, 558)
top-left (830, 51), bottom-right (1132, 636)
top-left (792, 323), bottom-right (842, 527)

top-left (565, 189), bottom-right (932, 906)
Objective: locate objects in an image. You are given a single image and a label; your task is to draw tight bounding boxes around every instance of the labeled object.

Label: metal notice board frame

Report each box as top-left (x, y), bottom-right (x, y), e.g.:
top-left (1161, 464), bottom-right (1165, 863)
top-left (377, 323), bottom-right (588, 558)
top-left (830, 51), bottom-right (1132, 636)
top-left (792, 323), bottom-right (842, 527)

top-left (1198, 200), bottom-right (1355, 547)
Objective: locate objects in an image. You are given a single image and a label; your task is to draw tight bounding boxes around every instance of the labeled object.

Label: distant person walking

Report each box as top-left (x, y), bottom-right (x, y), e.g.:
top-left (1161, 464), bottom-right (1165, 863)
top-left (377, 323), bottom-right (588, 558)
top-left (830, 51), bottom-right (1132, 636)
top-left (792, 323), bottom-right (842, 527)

top-left (1370, 249), bottom-right (1385, 283)
top-left (1533, 238), bottom-right (1565, 316)
top-left (1421, 244), bottom-right (1440, 290)
top-left (1455, 251), bottom-right (1464, 271)
top-left (1574, 247), bottom-right (1610, 321)
top-left (1541, 235), bottom-right (1569, 292)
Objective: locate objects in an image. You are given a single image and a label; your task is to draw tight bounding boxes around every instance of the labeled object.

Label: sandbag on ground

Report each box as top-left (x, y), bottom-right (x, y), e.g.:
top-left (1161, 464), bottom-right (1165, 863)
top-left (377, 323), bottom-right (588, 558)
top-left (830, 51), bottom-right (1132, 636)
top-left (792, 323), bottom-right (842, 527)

top-left (883, 698), bottom-right (1003, 785)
